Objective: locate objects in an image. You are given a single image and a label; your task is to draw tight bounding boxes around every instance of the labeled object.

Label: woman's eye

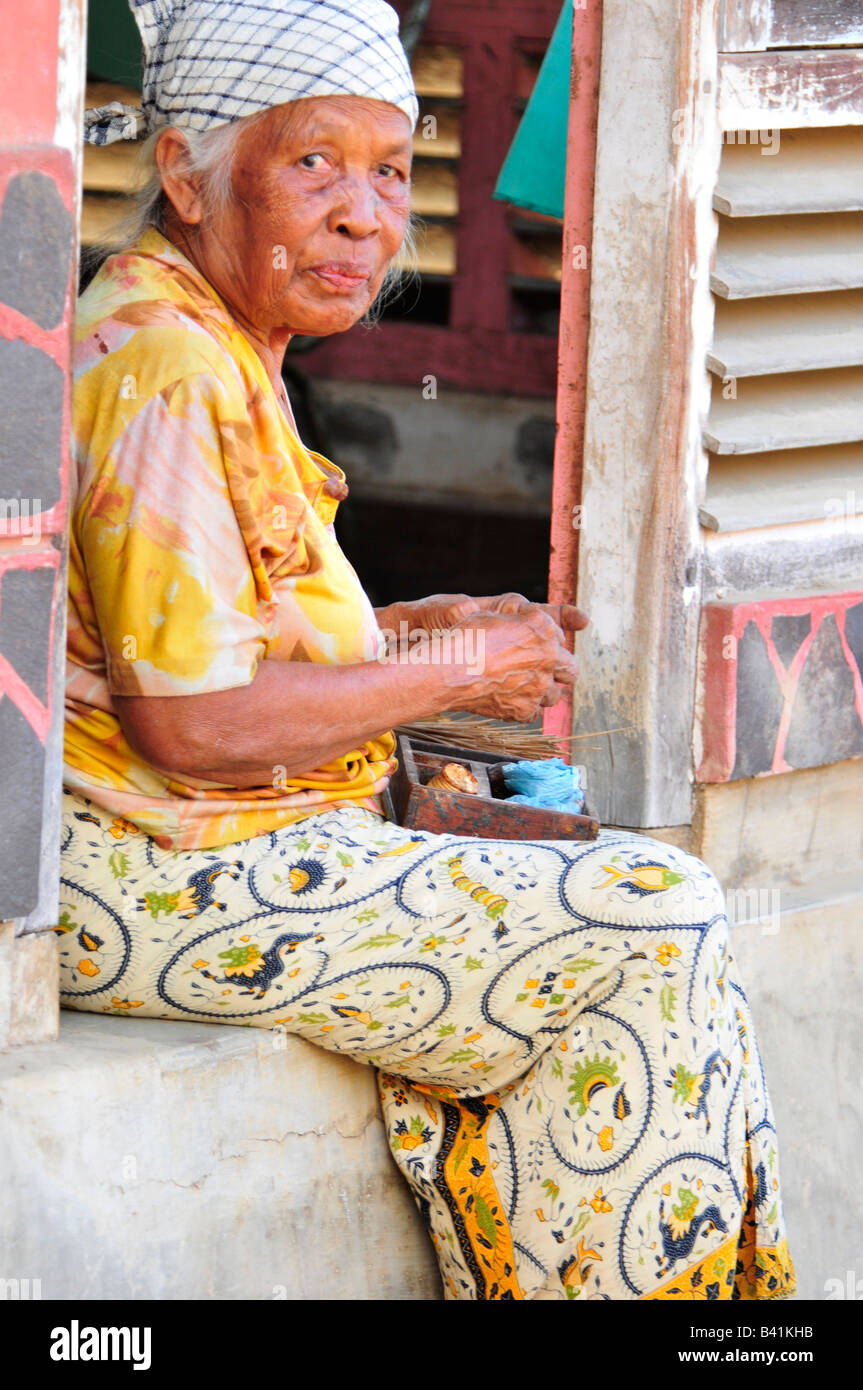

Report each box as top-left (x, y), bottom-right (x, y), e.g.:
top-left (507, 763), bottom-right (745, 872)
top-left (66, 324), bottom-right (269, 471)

top-left (300, 154), bottom-right (327, 170)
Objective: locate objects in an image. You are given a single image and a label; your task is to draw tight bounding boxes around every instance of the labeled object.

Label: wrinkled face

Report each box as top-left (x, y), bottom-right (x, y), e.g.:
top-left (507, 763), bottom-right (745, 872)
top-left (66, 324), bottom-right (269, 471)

top-left (197, 95), bottom-right (413, 338)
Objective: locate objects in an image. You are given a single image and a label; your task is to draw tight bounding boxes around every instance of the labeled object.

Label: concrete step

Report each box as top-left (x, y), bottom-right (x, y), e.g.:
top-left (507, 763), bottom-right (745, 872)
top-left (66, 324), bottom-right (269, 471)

top-left (0, 1012), bottom-right (441, 1300)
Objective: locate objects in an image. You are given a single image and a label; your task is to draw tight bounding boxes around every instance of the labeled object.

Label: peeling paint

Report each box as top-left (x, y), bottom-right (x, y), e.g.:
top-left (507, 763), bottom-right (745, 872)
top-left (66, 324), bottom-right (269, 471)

top-left (719, 50), bottom-right (863, 131)
top-left (54, 0), bottom-right (87, 155)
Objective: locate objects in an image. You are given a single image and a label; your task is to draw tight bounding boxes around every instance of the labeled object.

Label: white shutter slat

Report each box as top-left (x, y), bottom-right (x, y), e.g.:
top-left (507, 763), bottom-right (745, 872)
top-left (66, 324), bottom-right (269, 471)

top-left (767, 1), bottom-right (863, 48)
top-left (720, 1), bottom-right (863, 54)
top-left (704, 366), bottom-right (863, 454)
top-left (81, 194), bottom-right (128, 246)
top-left (719, 49), bottom-right (863, 130)
top-left (83, 142), bottom-right (146, 195)
top-left (409, 164), bottom-right (458, 217)
top-left (714, 128), bottom-right (863, 216)
top-left (709, 290), bottom-right (863, 376)
top-left (396, 222), bottom-right (456, 276)
top-left (701, 442), bottom-right (863, 532)
top-left (711, 213), bottom-right (863, 298)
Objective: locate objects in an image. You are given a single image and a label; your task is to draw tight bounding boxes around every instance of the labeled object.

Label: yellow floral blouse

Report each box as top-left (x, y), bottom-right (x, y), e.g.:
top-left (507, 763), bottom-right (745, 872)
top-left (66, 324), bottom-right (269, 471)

top-left (65, 229), bottom-right (395, 850)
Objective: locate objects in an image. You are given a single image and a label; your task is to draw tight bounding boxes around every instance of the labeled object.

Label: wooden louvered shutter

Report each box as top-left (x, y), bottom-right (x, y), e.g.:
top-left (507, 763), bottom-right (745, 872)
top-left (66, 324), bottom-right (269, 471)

top-left (703, 28), bottom-right (863, 534)
top-left (397, 44), bottom-right (461, 281)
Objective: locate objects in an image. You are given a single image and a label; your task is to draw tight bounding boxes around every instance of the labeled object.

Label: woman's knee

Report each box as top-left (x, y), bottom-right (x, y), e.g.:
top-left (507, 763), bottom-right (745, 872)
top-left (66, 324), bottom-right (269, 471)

top-left (580, 830), bottom-right (728, 926)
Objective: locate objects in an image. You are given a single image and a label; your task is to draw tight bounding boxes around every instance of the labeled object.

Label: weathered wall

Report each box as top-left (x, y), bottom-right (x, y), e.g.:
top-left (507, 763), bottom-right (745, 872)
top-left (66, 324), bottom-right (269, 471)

top-left (310, 377), bottom-right (557, 515)
top-left (0, 1010), bottom-right (442, 1301)
top-left (685, 755), bottom-right (863, 1302)
top-left (732, 899), bottom-right (863, 1302)
top-left (0, 0), bottom-right (84, 1050)
top-left (0, 0), bottom-right (84, 948)
top-left (695, 593), bottom-right (863, 781)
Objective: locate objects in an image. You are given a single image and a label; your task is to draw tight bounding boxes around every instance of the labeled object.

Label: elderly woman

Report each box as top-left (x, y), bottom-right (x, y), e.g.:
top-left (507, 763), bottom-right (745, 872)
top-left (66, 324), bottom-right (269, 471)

top-left (61, 0), bottom-right (794, 1301)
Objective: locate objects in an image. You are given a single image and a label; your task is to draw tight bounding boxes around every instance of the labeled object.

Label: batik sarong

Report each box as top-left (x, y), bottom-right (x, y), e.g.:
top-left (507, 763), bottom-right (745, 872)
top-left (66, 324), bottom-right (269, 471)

top-left (58, 789), bottom-right (796, 1301)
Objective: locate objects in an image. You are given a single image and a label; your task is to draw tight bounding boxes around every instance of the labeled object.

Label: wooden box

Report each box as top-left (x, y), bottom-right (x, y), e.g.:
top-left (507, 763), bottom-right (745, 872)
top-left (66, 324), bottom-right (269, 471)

top-left (387, 733), bottom-right (600, 841)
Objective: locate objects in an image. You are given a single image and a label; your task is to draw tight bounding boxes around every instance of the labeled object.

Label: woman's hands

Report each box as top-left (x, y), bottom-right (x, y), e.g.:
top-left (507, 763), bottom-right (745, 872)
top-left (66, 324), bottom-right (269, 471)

top-left (446, 608), bottom-right (580, 723)
top-left (375, 593), bottom-right (481, 634)
top-left (375, 592), bottom-right (589, 641)
top-left (375, 591), bottom-right (589, 724)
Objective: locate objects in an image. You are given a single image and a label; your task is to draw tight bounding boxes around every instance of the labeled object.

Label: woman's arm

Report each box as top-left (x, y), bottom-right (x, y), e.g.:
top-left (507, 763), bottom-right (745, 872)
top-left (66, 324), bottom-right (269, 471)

top-left (116, 652), bottom-right (457, 787)
top-left (114, 608), bottom-right (578, 787)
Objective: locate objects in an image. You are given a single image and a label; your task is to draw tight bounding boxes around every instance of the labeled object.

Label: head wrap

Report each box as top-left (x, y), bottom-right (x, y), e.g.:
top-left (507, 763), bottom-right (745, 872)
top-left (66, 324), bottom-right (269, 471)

top-left (84, 0), bottom-right (419, 146)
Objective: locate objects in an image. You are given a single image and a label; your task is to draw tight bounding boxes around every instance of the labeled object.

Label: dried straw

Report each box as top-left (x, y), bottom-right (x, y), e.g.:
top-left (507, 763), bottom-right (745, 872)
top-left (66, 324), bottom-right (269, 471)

top-left (395, 714), bottom-right (626, 762)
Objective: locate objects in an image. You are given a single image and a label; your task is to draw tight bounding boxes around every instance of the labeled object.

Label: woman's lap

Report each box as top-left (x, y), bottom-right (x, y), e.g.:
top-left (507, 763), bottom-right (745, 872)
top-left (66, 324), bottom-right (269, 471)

top-left (58, 789), bottom-right (795, 1300)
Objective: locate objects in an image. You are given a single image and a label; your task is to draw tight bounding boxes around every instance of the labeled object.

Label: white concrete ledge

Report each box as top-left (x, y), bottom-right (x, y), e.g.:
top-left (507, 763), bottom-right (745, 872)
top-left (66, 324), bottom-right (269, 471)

top-left (0, 1012), bottom-right (441, 1300)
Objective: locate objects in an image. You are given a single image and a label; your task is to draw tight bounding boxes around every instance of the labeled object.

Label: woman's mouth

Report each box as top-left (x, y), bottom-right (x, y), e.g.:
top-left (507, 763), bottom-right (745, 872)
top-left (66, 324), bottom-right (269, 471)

top-left (308, 263), bottom-right (372, 292)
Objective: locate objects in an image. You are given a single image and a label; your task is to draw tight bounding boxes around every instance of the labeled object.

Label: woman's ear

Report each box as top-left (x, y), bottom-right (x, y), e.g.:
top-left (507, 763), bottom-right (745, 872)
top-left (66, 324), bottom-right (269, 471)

top-left (154, 128), bottom-right (203, 226)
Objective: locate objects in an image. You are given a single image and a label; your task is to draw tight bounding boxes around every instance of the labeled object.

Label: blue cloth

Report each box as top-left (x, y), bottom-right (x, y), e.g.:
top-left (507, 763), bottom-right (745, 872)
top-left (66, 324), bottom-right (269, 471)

top-left (501, 757), bottom-right (585, 813)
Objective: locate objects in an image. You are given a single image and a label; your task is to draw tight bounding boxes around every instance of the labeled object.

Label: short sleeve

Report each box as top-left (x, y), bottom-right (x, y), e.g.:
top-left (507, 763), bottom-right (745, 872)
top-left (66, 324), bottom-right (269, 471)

top-left (78, 371), bottom-right (268, 698)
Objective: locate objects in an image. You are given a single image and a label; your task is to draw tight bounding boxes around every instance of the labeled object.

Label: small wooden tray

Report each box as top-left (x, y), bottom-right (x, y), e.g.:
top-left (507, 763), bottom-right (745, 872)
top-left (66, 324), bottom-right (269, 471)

top-left (388, 733), bottom-right (600, 841)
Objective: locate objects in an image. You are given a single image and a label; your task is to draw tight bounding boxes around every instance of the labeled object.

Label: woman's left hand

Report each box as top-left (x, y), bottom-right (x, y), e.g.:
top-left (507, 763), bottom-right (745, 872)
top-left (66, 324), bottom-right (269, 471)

top-left (375, 594), bottom-right (482, 635)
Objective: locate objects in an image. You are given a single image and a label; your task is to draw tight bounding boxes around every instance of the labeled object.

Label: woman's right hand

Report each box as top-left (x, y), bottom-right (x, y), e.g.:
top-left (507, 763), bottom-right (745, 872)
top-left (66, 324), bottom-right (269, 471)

top-left (446, 608), bottom-right (581, 723)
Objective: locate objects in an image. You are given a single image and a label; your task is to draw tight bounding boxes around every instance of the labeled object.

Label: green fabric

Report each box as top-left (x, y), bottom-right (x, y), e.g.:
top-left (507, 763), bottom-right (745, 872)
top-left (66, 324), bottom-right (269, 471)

top-left (493, 0), bottom-right (571, 219)
top-left (87, 0), bottom-right (143, 85)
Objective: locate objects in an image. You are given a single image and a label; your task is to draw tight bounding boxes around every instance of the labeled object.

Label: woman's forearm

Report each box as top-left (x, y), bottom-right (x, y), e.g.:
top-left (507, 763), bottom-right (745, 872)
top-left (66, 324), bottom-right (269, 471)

top-left (115, 605), bottom-right (578, 787)
top-left (115, 652), bottom-right (472, 788)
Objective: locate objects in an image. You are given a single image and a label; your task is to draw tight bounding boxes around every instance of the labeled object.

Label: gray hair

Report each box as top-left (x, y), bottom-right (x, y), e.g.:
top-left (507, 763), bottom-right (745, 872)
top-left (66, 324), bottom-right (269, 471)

top-left (94, 118), bottom-right (418, 323)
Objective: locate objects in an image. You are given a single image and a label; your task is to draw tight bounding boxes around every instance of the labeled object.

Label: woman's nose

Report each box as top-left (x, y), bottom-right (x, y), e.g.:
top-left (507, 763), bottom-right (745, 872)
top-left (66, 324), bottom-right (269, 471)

top-left (329, 176), bottom-right (381, 237)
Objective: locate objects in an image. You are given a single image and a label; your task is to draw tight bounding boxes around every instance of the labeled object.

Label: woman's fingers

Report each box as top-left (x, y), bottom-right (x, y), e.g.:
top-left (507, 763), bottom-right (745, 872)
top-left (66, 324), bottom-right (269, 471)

top-left (538, 683), bottom-right (567, 709)
top-left (548, 603), bottom-right (590, 633)
top-left (474, 595), bottom-right (590, 636)
top-left (416, 593), bottom-right (481, 628)
top-left (441, 594), bottom-right (482, 624)
top-left (450, 607), bottom-right (579, 721)
top-left (552, 651), bottom-right (579, 686)
top-left (481, 592), bottom-right (528, 615)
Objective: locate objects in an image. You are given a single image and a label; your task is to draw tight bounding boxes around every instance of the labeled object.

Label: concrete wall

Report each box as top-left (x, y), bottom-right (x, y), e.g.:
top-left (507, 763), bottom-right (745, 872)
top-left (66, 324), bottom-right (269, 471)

top-left (732, 899), bottom-right (863, 1302)
top-left (687, 759), bottom-right (863, 1301)
top-left (310, 377), bottom-right (557, 515)
top-left (0, 1012), bottom-right (442, 1301)
top-left (0, 0), bottom-right (85, 938)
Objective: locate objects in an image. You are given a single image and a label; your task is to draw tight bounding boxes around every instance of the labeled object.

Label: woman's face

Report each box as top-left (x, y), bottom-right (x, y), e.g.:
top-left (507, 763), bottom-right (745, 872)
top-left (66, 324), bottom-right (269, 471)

top-left (185, 95), bottom-right (413, 340)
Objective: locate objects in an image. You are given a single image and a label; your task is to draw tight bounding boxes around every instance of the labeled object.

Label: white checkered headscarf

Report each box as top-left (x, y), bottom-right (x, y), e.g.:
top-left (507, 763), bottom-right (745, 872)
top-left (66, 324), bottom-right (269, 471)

top-left (84, 0), bottom-right (419, 146)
